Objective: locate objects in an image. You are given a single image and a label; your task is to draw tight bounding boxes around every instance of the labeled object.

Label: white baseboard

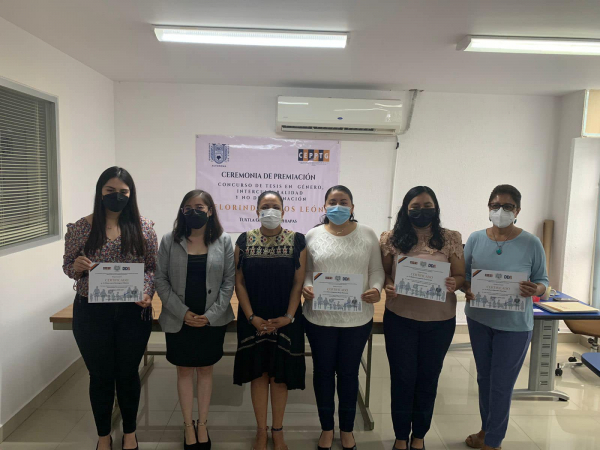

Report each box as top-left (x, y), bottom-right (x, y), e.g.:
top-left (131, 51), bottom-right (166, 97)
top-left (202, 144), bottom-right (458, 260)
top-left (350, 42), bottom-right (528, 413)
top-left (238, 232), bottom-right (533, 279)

top-left (0, 357), bottom-right (84, 443)
top-left (559, 332), bottom-right (580, 343)
top-left (579, 334), bottom-right (599, 348)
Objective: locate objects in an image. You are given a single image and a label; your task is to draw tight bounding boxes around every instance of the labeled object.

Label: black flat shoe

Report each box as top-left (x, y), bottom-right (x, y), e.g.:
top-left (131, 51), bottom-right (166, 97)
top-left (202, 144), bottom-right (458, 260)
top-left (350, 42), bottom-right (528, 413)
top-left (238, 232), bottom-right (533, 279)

top-left (342, 432), bottom-right (357, 450)
top-left (197, 420), bottom-right (211, 450)
top-left (409, 437), bottom-right (425, 450)
top-left (122, 434), bottom-right (138, 450)
top-left (393, 440), bottom-right (408, 450)
top-left (317, 431), bottom-right (332, 450)
top-left (96, 435), bottom-right (112, 450)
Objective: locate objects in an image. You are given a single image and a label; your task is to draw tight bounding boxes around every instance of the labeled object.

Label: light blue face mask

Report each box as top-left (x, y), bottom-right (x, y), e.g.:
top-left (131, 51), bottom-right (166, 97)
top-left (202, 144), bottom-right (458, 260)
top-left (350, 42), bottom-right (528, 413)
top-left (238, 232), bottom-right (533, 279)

top-left (326, 205), bottom-right (352, 225)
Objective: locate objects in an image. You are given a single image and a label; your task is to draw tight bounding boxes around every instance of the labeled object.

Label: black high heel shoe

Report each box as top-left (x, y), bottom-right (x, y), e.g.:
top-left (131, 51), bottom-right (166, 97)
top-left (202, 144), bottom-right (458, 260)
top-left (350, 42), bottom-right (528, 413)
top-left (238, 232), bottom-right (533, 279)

top-left (342, 432), bottom-right (357, 450)
top-left (252, 426), bottom-right (269, 450)
top-left (271, 426), bottom-right (288, 450)
top-left (122, 434), bottom-right (138, 450)
top-left (317, 431), bottom-right (332, 450)
top-left (184, 421), bottom-right (199, 450)
top-left (197, 420), bottom-right (211, 450)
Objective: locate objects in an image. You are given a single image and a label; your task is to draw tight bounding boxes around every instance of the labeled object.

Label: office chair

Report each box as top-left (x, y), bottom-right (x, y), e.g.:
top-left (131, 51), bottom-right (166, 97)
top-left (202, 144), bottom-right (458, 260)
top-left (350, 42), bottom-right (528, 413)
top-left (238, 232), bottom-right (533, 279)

top-left (555, 320), bottom-right (600, 376)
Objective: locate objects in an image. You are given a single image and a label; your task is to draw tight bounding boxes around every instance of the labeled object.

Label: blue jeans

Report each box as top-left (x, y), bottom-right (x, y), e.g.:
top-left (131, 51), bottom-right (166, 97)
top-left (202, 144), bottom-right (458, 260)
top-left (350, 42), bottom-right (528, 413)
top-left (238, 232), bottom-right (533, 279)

top-left (305, 319), bottom-right (373, 432)
top-left (467, 317), bottom-right (532, 448)
top-left (384, 310), bottom-right (455, 441)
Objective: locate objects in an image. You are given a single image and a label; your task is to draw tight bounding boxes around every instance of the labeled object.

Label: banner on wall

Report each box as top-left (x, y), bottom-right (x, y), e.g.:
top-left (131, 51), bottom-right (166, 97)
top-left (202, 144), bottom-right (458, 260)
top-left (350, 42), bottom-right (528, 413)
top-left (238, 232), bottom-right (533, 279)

top-left (196, 135), bottom-right (340, 233)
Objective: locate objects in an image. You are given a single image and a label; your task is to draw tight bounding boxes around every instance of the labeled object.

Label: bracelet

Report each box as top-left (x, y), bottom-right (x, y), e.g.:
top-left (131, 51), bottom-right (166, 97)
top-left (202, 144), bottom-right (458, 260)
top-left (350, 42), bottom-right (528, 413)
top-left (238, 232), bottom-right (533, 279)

top-left (284, 313), bottom-right (295, 324)
top-left (248, 314), bottom-right (255, 324)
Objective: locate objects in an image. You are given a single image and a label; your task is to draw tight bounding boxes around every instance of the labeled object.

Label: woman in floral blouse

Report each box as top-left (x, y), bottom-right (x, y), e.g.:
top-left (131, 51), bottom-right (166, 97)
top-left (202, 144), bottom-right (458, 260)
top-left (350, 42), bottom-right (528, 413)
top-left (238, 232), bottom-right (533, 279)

top-left (63, 166), bottom-right (157, 450)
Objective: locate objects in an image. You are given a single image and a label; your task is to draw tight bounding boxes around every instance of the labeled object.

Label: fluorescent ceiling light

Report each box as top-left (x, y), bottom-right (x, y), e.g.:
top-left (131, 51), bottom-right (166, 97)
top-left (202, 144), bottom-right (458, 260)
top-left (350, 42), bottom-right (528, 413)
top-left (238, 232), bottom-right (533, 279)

top-left (457, 35), bottom-right (600, 55)
top-left (154, 26), bottom-right (347, 48)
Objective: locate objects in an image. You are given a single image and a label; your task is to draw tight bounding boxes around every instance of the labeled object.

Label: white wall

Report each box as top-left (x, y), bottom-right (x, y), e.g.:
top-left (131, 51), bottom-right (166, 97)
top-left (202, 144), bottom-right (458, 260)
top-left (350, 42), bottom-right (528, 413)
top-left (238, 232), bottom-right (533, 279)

top-left (550, 91), bottom-right (586, 290)
top-left (394, 92), bottom-right (559, 242)
top-left (562, 138), bottom-right (600, 302)
top-left (0, 17), bottom-right (115, 428)
top-left (115, 83), bottom-right (559, 248)
top-left (115, 83), bottom-right (399, 239)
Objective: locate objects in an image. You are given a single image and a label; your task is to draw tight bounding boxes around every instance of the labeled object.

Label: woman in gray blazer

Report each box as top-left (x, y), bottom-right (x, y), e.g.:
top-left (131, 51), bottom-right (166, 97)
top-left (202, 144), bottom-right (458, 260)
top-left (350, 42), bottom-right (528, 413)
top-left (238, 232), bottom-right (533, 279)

top-left (155, 190), bottom-right (235, 450)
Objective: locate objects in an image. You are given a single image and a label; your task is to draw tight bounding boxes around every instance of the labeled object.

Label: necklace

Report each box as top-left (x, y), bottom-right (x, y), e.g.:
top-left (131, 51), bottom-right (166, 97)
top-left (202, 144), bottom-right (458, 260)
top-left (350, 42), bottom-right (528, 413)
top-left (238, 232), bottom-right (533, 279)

top-left (491, 227), bottom-right (517, 255)
top-left (328, 224), bottom-right (347, 235)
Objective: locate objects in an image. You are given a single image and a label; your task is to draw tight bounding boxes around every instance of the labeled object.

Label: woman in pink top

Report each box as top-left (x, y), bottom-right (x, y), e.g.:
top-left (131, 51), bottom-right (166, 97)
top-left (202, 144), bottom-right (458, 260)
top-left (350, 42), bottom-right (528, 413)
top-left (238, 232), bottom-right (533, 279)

top-left (380, 186), bottom-right (465, 450)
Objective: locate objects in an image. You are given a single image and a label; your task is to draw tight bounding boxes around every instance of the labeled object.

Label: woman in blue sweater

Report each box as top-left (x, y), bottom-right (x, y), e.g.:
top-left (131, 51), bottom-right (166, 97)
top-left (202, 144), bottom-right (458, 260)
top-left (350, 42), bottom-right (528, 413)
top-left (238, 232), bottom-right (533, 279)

top-left (463, 185), bottom-right (548, 450)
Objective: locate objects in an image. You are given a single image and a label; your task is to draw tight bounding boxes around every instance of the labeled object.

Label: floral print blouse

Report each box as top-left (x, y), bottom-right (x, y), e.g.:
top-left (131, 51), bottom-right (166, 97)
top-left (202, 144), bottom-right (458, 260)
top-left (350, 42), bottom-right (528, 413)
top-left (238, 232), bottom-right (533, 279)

top-left (63, 217), bottom-right (158, 298)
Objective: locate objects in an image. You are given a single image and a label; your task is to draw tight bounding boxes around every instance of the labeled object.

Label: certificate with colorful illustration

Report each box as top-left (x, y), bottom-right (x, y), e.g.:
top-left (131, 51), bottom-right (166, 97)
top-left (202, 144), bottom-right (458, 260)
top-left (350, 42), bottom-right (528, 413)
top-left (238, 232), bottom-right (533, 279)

top-left (470, 270), bottom-right (527, 312)
top-left (88, 263), bottom-right (144, 303)
top-left (313, 272), bottom-right (364, 312)
top-left (394, 256), bottom-right (451, 302)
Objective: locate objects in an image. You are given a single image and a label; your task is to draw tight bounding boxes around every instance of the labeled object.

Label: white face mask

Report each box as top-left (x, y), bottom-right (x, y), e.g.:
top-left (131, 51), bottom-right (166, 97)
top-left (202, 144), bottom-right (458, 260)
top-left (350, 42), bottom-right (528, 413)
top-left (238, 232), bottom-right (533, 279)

top-left (489, 209), bottom-right (515, 228)
top-left (259, 208), bottom-right (282, 230)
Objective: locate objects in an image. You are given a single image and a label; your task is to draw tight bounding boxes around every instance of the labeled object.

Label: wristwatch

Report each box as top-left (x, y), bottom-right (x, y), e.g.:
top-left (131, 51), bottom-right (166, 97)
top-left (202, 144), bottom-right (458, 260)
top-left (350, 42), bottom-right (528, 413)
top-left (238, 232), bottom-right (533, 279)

top-left (284, 313), bottom-right (295, 323)
top-left (248, 314), bottom-right (255, 324)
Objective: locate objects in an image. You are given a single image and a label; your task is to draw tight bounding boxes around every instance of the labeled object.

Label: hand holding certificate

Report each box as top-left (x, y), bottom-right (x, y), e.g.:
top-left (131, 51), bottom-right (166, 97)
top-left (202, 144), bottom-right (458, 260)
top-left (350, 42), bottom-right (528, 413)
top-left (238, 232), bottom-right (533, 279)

top-left (89, 263), bottom-right (144, 303)
top-left (470, 270), bottom-right (527, 312)
top-left (395, 256), bottom-right (451, 302)
top-left (313, 272), bottom-right (364, 312)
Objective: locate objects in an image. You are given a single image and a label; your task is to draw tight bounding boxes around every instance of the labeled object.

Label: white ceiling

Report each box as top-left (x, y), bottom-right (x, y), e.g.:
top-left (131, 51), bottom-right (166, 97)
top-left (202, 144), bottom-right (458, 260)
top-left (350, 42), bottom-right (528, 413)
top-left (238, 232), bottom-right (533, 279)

top-left (1, 0), bottom-right (600, 95)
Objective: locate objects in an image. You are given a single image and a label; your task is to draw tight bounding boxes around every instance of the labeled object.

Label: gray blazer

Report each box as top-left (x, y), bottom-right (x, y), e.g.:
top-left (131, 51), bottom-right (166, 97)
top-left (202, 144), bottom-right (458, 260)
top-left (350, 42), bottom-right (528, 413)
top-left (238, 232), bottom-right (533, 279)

top-left (155, 231), bottom-right (235, 333)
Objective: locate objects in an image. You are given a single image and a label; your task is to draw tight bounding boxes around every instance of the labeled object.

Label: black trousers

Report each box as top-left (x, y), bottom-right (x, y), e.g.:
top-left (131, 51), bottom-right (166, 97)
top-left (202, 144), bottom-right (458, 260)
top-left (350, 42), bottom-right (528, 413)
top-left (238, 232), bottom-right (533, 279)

top-left (383, 309), bottom-right (455, 441)
top-left (305, 318), bottom-right (373, 432)
top-left (73, 295), bottom-right (152, 436)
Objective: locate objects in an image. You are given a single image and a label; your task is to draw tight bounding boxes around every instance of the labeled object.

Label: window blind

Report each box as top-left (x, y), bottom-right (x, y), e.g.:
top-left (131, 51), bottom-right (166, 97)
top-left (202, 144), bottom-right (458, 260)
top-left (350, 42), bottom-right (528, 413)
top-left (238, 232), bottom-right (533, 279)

top-left (0, 85), bottom-right (54, 248)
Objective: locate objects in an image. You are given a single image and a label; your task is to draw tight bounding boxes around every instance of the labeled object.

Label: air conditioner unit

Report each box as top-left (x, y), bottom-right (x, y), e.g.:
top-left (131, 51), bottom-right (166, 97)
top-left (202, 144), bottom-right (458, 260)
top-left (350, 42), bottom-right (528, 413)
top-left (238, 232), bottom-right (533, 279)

top-left (277, 96), bottom-right (406, 135)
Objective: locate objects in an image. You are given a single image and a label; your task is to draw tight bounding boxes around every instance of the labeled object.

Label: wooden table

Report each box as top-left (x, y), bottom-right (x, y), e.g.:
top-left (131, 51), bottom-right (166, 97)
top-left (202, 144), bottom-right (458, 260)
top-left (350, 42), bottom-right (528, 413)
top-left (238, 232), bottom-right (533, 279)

top-left (51, 293), bottom-right (386, 430)
top-left (50, 293), bottom-right (387, 331)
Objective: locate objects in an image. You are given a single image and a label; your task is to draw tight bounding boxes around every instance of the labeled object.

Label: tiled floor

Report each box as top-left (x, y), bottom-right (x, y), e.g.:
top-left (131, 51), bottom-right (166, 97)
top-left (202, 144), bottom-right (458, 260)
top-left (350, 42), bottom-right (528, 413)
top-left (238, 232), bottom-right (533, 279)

top-left (2, 334), bottom-right (600, 450)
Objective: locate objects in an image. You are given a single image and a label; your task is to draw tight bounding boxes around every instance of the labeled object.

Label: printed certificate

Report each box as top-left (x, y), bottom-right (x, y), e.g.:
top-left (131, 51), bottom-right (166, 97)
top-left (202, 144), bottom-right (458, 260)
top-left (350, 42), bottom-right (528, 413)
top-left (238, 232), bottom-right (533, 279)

top-left (88, 263), bottom-right (144, 303)
top-left (470, 270), bottom-right (527, 312)
top-left (395, 257), bottom-right (451, 302)
top-left (313, 272), bottom-right (364, 312)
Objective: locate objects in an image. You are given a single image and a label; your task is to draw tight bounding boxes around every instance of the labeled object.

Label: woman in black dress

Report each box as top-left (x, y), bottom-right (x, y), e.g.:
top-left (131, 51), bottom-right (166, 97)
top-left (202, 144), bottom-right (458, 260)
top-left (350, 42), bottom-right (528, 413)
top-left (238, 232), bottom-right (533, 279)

top-left (234, 191), bottom-right (307, 450)
top-left (155, 190), bottom-right (235, 450)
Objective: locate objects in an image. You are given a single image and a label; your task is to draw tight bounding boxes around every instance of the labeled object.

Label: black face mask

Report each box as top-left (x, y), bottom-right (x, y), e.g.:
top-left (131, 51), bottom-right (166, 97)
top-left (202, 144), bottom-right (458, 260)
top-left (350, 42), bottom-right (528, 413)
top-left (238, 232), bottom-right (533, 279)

top-left (408, 208), bottom-right (436, 228)
top-left (102, 192), bottom-right (129, 213)
top-left (184, 209), bottom-right (209, 229)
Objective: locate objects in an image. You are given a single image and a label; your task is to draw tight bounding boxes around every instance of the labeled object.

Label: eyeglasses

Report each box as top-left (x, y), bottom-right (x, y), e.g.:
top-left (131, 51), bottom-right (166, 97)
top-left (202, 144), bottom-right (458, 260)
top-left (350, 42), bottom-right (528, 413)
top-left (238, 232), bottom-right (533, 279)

top-left (181, 206), bottom-right (207, 214)
top-left (488, 203), bottom-right (517, 212)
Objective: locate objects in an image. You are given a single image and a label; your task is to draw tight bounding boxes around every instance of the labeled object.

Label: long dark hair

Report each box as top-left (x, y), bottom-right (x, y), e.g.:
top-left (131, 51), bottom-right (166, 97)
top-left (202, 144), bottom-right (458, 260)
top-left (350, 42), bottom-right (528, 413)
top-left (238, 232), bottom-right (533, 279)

top-left (173, 190), bottom-right (223, 245)
top-left (390, 186), bottom-right (445, 254)
top-left (318, 185), bottom-right (358, 225)
top-left (84, 167), bottom-right (146, 257)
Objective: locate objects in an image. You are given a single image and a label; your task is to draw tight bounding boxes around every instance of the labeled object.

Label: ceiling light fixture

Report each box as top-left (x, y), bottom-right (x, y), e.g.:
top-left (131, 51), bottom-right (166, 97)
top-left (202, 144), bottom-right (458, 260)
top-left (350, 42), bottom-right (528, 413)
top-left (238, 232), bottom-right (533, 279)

top-left (154, 26), bottom-right (348, 48)
top-left (457, 35), bottom-right (600, 55)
